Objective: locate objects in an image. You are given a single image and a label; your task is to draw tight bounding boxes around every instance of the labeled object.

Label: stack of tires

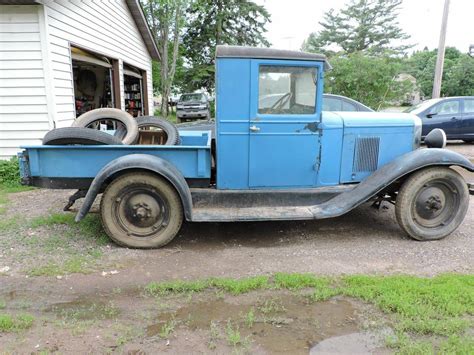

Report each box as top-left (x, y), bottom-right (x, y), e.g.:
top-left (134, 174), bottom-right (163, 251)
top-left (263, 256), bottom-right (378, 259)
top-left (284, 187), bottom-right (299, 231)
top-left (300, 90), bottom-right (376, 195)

top-left (42, 108), bottom-right (180, 146)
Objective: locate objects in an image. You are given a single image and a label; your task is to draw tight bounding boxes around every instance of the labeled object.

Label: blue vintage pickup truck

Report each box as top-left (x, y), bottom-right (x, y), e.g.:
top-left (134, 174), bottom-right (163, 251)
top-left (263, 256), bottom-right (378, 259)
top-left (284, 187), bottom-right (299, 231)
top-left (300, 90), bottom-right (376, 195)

top-left (19, 46), bottom-right (473, 248)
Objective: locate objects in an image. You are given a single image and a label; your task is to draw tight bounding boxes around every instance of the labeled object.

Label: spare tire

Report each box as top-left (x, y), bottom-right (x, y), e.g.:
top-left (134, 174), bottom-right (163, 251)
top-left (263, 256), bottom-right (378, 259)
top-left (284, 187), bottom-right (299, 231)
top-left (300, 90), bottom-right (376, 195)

top-left (137, 116), bottom-right (180, 145)
top-left (72, 108), bottom-right (138, 145)
top-left (43, 127), bottom-right (123, 145)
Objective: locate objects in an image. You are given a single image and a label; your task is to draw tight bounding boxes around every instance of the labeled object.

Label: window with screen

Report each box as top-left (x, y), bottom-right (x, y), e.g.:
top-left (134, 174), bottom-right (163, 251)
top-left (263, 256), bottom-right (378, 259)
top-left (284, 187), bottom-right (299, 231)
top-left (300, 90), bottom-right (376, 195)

top-left (258, 65), bottom-right (317, 115)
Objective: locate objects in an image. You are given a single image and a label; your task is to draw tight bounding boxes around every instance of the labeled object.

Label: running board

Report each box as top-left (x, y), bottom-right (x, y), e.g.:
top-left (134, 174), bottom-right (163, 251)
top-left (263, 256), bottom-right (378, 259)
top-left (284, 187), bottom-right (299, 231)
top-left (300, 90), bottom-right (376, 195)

top-left (189, 185), bottom-right (355, 222)
top-left (191, 206), bottom-right (314, 222)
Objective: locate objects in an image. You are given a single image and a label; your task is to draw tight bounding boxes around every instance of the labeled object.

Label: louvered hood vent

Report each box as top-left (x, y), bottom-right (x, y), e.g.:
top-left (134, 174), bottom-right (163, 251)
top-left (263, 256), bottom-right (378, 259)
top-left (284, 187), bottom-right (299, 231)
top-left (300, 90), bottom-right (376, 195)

top-left (352, 137), bottom-right (380, 172)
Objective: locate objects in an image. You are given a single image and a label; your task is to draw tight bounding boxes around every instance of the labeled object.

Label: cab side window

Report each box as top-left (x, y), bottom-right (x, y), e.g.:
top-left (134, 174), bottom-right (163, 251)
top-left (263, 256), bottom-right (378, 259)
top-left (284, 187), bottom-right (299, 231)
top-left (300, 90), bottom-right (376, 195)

top-left (432, 101), bottom-right (460, 115)
top-left (258, 65), bottom-right (317, 115)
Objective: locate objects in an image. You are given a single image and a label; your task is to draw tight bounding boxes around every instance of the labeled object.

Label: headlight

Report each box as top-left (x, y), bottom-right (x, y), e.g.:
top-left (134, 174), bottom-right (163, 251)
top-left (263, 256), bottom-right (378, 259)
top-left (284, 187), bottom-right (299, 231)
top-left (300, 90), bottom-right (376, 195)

top-left (425, 128), bottom-right (446, 149)
top-left (413, 116), bottom-right (422, 149)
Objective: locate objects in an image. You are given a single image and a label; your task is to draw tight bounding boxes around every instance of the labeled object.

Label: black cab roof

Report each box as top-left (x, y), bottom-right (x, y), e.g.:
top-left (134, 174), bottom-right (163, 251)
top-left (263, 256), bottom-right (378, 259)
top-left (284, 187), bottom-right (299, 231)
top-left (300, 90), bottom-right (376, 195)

top-left (216, 45), bottom-right (332, 70)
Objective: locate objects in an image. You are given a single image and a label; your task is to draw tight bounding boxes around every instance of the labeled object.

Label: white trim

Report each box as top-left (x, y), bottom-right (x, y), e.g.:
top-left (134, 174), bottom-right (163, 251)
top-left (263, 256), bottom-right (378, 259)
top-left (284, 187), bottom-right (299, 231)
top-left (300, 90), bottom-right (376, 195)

top-left (37, 4), bottom-right (56, 129)
top-left (71, 53), bottom-right (112, 68)
top-left (123, 68), bottom-right (142, 79)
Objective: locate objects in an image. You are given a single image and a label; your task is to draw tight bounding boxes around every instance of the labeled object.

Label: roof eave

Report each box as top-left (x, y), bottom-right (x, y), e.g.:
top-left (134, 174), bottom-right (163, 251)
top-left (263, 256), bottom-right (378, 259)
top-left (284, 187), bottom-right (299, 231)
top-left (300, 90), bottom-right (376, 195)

top-left (124, 0), bottom-right (160, 61)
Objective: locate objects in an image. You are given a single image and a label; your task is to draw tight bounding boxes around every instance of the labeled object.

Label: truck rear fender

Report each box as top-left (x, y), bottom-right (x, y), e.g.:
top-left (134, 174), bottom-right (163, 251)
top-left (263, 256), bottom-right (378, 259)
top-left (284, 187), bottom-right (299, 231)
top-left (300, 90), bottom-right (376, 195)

top-left (75, 154), bottom-right (193, 222)
top-left (311, 148), bottom-right (474, 219)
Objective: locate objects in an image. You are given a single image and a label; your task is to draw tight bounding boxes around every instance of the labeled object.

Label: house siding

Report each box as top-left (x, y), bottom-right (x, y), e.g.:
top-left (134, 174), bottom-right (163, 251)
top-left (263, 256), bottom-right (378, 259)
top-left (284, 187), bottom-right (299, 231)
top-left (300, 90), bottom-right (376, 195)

top-left (43, 0), bottom-right (154, 127)
top-left (0, 5), bottom-right (50, 159)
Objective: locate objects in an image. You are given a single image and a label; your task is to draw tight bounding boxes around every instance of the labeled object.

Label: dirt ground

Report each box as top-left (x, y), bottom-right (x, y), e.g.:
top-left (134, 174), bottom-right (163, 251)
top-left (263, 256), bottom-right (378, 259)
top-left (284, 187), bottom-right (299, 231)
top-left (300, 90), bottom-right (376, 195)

top-left (0, 142), bottom-right (472, 353)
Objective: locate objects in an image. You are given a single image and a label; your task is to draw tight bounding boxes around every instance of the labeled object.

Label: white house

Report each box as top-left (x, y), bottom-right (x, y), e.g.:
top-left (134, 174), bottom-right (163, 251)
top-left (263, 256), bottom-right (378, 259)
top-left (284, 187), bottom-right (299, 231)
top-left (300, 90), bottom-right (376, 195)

top-left (0, 0), bottom-right (160, 159)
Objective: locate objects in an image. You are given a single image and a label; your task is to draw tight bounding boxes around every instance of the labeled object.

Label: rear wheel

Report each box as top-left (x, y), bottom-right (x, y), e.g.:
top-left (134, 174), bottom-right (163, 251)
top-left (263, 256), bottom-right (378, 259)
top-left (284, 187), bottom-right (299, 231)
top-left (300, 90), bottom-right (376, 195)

top-left (100, 172), bottom-right (183, 248)
top-left (395, 167), bottom-right (469, 241)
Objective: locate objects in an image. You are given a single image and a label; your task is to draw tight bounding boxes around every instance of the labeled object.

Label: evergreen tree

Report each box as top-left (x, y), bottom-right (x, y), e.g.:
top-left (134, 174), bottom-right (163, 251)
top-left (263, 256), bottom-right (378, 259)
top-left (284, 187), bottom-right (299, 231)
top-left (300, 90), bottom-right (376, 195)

top-left (303, 0), bottom-right (411, 56)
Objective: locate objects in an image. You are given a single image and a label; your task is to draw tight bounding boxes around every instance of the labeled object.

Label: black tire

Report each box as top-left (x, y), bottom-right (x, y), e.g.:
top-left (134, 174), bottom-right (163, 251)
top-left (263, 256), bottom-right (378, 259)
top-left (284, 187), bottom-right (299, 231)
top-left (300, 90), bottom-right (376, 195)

top-left (395, 167), bottom-right (469, 241)
top-left (137, 116), bottom-right (180, 145)
top-left (42, 127), bottom-right (123, 145)
top-left (72, 108), bottom-right (139, 145)
top-left (100, 172), bottom-right (183, 248)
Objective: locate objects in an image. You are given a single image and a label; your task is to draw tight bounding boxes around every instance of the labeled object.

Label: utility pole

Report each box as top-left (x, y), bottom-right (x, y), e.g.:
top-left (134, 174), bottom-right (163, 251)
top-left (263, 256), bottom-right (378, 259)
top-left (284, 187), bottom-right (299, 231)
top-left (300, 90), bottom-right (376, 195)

top-left (432, 0), bottom-right (450, 98)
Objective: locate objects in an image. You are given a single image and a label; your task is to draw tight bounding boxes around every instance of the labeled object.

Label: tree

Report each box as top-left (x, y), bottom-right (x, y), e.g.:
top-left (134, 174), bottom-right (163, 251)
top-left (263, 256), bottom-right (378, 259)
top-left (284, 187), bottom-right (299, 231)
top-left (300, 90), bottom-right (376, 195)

top-left (325, 53), bottom-right (413, 109)
top-left (143, 0), bottom-right (188, 117)
top-left (405, 47), bottom-right (474, 98)
top-left (303, 0), bottom-right (411, 56)
top-left (181, 0), bottom-right (271, 91)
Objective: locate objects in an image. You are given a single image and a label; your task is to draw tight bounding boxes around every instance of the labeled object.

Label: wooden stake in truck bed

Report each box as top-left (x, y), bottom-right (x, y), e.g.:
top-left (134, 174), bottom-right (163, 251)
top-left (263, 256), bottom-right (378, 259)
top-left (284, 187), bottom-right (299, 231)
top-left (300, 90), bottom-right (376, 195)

top-left (19, 46), bottom-right (474, 248)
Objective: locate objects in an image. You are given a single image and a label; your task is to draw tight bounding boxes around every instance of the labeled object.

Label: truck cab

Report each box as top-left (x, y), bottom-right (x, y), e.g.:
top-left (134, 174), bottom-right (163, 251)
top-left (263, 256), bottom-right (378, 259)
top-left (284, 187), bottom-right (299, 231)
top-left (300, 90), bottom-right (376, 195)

top-left (19, 46), bottom-right (473, 249)
top-left (214, 46), bottom-right (418, 189)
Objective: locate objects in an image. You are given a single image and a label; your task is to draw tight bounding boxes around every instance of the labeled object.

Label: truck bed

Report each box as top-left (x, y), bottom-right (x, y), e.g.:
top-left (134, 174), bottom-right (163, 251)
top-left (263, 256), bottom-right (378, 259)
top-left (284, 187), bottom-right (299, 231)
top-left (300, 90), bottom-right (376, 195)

top-left (19, 130), bottom-right (212, 189)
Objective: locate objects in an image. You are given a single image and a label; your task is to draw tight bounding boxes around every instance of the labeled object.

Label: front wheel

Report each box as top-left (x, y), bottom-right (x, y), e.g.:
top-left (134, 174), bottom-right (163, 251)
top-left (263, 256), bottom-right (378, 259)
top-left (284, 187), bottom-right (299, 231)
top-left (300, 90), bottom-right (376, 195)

top-left (395, 167), bottom-right (469, 241)
top-left (100, 172), bottom-right (183, 248)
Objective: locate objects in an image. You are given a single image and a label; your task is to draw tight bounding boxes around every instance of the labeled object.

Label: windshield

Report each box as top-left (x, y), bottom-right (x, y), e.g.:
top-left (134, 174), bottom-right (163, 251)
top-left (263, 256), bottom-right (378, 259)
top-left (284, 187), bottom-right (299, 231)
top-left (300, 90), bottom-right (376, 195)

top-left (180, 94), bottom-right (206, 102)
top-left (404, 99), bottom-right (441, 114)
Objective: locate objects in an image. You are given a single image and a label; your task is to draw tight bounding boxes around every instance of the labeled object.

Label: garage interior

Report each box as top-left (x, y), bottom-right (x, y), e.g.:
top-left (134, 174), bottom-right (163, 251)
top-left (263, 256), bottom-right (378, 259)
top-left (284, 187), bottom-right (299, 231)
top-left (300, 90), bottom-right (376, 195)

top-left (71, 47), bottom-right (115, 118)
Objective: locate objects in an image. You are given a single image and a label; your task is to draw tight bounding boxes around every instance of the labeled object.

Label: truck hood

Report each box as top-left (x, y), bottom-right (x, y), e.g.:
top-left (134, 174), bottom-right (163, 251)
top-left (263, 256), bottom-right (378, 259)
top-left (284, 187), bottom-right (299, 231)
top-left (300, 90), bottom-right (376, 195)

top-left (323, 111), bottom-right (420, 128)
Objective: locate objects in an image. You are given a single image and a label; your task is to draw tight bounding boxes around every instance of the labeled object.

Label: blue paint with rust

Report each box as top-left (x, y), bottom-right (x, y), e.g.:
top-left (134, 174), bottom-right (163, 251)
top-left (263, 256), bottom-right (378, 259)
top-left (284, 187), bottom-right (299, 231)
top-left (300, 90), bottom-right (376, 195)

top-left (215, 55), bottom-right (418, 189)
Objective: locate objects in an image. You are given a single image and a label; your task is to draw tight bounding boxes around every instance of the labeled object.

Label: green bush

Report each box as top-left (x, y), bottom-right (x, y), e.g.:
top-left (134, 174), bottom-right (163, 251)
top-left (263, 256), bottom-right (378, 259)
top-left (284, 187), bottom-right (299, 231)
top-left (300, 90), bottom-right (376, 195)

top-left (0, 158), bottom-right (21, 187)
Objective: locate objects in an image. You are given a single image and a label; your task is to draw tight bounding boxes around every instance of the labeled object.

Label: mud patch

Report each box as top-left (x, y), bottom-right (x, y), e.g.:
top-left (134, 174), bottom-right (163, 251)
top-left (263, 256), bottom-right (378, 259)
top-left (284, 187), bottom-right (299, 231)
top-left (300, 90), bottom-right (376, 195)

top-left (147, 294), bottom-right (363, 354)
top-left (47, 299), bottom-right (120, 321)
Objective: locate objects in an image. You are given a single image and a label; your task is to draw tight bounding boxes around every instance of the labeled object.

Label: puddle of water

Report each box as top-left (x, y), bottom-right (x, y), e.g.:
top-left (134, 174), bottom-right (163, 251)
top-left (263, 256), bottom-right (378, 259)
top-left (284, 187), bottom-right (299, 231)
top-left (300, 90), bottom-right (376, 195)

top-left (147, 295), bottom-right (360, 354)
top-left (47, 299), bottom-right (120, 321)
top-left (310, 332), bottom-right (382, 354)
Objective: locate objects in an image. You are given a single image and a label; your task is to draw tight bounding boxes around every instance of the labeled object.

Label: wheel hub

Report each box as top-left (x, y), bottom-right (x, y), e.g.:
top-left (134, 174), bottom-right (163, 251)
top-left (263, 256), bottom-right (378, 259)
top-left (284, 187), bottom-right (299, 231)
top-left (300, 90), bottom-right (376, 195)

top-left (113, 188), bottom-right (169, 237)
top-left (132, 203), bottom-right (152, 219)
top-left (425, 195), bottom-right (443, 211)
top-left (413, 181), bottom-right (458, 228)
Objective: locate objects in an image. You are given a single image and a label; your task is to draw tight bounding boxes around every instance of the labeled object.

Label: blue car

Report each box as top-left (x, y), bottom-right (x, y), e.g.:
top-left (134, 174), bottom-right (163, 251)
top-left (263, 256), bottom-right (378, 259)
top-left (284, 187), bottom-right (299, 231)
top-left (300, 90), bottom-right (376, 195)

top-left (406, 97), bottom-right (474, 142)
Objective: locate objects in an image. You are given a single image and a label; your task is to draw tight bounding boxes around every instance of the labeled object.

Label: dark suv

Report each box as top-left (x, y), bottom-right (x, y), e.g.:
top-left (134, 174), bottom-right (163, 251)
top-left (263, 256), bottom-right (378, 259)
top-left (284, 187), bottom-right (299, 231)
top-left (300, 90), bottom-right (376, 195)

top-left (176, 93), bottom-right (210, 123)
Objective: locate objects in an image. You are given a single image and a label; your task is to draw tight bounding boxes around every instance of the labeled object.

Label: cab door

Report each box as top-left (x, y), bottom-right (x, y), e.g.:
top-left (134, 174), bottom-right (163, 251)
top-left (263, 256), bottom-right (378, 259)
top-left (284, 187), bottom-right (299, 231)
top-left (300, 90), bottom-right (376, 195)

top-left (248, 60), bottom-right (323, 188)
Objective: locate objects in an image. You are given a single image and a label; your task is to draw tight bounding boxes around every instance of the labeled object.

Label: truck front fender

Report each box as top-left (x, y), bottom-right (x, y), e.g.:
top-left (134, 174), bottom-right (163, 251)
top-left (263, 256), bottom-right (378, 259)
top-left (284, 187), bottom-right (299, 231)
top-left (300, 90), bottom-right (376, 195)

top-left (311, 148), bottom-right (474, 219)
top-left (75, 154), bottom-right (193, 222)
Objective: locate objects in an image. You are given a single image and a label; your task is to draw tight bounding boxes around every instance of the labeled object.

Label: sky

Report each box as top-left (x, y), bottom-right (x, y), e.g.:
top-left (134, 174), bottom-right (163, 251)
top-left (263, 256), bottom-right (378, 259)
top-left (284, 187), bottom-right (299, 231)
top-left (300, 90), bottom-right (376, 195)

top-left (255, 0), bottom-right (473, 53)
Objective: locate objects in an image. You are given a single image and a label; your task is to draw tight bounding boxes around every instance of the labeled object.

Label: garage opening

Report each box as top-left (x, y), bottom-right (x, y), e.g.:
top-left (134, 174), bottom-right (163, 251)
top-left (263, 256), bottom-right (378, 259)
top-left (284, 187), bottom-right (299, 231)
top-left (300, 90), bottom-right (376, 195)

top-left (71, 47), bottom-right (116, 118)
top-left (123, 64), bottom-right (145, 117)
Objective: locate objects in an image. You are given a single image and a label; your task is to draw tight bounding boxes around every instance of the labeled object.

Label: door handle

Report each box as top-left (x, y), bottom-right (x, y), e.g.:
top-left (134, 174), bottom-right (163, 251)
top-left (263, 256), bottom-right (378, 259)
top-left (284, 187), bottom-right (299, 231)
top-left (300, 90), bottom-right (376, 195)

top-left (250, 125), bottom-right (260, 132)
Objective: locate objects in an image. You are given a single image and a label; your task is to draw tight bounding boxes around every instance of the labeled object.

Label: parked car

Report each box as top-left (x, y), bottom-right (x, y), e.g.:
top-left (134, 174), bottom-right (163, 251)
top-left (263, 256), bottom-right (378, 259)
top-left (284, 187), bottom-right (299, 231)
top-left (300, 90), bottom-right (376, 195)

top-left (322, 94), bottom-right (373, 112)
top-left (405, 96), bottom-right (474, 142)
top-left (176, 93), bottom-right (210, 123)
top-left (19, 46), bottom-right (473, 249)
